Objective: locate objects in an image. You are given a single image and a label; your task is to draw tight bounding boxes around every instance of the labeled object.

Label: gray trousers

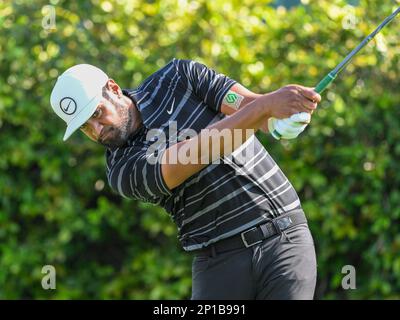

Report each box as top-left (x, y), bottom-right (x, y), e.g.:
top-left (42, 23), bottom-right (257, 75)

top-left (191, 223), bottom-right (317, 300)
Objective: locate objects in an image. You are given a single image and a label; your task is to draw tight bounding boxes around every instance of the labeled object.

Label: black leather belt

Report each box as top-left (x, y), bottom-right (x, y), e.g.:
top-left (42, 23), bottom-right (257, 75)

top-left (196, 209), bottom-right (307, 257)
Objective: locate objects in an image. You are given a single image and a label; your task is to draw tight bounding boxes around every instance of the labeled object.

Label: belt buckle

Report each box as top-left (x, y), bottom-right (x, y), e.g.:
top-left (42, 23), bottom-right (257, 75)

top-left (241, 227), bottom-right (263, 248)
top-left (276, 216), bottom-right (293, 231)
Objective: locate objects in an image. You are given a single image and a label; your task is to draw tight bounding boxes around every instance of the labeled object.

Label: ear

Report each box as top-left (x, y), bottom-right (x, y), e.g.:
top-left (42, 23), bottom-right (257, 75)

top-left (105, 79), bottom-right (123, 97)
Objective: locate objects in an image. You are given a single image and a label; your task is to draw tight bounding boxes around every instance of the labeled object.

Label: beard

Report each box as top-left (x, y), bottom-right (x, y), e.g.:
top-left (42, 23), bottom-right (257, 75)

top-left (98, 104), bottom-right (134, 148)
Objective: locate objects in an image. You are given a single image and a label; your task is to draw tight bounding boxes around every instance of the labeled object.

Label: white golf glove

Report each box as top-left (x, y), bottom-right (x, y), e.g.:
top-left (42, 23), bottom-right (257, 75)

top-left (268, 112), bottom-right (311, 140)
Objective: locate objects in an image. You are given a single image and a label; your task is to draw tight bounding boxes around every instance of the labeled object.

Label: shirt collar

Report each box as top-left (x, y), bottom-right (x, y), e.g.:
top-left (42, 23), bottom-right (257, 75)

top-left (106, 89), bottom-right (145, 146)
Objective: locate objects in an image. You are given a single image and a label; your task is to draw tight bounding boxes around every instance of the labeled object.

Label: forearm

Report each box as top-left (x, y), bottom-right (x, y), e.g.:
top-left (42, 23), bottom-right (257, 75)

top-left (221, 83), bottom-right (270, 133)
top-left (161, 83), bottom-right (320, 190)
top-left (161, 96), bottom-right (270, 190)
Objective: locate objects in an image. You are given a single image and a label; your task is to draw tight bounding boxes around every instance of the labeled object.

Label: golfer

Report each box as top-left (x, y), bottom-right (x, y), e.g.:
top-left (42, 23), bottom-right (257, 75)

top-left (50, 59), bottom-right (321, 300)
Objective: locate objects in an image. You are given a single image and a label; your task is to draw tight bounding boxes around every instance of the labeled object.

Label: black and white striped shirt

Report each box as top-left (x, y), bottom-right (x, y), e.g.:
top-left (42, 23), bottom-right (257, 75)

top-left (105, 58), bottom-right (302, 251)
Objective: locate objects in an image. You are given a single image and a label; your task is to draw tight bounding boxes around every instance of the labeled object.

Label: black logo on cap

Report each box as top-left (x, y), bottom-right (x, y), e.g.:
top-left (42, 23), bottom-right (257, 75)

top-left (59, 97), bottom-right (77, 115)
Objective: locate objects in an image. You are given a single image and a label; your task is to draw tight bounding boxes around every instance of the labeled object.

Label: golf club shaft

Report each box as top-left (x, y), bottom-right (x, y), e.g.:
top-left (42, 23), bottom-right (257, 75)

top-left (315, 6), bottom-right (400, 94)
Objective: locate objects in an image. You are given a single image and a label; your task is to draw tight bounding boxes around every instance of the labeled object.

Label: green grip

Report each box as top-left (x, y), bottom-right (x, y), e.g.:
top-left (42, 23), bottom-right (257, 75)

top-left (314, 73), bottom-right (337, 94)
top-left (271, 129), bottom-right (282, 140)
top-left (271, 71), bottom-right (337, 140)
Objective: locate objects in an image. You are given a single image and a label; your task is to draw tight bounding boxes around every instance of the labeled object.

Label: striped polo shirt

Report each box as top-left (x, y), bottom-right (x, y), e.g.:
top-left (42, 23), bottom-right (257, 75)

top-left (105, 58), bottom-right (302, 251)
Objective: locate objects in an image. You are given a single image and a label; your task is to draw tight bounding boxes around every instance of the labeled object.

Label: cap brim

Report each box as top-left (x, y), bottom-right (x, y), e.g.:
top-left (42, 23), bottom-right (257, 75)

top-left (62, 96), bottom-right (101, 141)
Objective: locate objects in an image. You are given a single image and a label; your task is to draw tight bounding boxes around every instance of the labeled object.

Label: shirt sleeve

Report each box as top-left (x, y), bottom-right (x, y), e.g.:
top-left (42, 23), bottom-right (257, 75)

top-left (173, 58), bottom-right (237, 113)
top-left (105, 145), bottom-right (172, 203)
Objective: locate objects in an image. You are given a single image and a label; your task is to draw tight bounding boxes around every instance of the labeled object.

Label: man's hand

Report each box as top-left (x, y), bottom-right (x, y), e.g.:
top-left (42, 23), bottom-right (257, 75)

top-left (263, 85), bottom-right (321, 140)
top-left (263, 85), bottom-right (321, 119)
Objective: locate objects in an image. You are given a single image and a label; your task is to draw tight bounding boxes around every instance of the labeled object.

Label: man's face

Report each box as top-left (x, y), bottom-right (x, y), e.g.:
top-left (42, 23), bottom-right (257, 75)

top-left (80, 80), bottom-right (139, 148)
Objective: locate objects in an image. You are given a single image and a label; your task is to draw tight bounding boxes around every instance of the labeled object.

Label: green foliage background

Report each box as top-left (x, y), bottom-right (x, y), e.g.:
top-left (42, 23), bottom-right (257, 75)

top-left (1, 0), bottom-right (400, 299)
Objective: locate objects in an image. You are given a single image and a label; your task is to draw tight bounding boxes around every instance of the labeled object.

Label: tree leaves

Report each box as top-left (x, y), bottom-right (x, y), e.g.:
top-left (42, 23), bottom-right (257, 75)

top-left (1, 0), bottom-right (399, 299)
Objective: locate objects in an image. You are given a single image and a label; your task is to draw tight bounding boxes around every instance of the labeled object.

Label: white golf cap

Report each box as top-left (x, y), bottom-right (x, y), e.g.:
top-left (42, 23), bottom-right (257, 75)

top-left (50, 64), bottom-right (109, 141)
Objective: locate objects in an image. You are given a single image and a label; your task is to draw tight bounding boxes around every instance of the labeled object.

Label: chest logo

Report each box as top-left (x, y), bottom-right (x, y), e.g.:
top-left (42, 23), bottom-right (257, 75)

top-left (167, 97), bottom-right (176, 115)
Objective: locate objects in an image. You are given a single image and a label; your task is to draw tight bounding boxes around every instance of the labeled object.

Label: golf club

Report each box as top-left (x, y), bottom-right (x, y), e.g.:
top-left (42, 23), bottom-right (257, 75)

top-left (271, 6), bottom-right (400, 140)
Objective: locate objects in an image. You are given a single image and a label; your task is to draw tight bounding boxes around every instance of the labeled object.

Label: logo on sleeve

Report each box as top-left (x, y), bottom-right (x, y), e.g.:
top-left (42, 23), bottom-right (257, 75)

top-left (224, 91), bottom-right (244, 110)
top-left (59, 97), bottom-right (77, 115)
top-left (226, 93), bottom-right (238, 104)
